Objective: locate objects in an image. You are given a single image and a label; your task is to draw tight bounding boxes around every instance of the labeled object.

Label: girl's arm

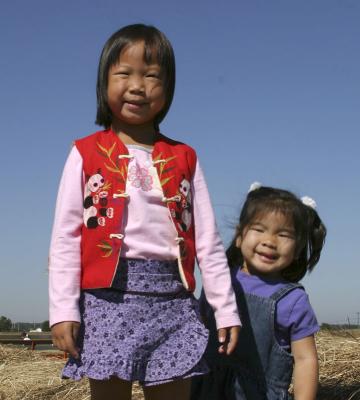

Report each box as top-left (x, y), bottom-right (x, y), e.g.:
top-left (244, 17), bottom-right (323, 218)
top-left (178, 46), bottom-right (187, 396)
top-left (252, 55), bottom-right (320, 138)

top-left (292, 335), bottom-right (319, 400)
top-left (192, 160), bottom-right (241, 354)
top-left (49, 146), bottom-right (84, 357)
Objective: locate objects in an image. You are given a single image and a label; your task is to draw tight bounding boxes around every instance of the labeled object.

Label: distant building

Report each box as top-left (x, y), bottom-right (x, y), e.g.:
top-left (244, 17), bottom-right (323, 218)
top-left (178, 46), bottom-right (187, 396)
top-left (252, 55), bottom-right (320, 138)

top-left (29, 328), bottom-right (42, 333)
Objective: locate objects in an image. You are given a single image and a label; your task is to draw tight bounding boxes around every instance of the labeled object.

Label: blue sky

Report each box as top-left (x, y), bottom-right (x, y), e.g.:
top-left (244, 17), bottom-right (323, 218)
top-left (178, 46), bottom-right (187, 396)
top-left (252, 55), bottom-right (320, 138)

top-left (0, 0), bottom-right (359, 325)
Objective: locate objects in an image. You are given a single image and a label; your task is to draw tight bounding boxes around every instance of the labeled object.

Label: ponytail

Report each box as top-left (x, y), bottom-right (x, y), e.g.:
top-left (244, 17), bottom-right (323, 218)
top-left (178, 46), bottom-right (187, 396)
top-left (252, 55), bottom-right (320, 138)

top-left (306, 207), bottom-right (327, 271)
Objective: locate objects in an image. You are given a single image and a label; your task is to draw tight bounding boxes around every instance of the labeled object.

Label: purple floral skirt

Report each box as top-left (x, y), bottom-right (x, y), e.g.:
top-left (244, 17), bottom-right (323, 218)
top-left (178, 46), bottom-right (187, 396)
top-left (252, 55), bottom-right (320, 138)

top-left (62, 259), bottom-right (209, 386)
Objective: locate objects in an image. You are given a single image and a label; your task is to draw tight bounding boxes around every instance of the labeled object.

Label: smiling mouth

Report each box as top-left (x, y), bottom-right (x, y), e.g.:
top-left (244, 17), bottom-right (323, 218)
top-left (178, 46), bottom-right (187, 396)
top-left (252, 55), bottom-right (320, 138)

top-left (125, 100), bottom-right (147, 106)
top-left (124, 101), bottom-right (148, 112)
top-left (256, 252), bottom-right (278, 262)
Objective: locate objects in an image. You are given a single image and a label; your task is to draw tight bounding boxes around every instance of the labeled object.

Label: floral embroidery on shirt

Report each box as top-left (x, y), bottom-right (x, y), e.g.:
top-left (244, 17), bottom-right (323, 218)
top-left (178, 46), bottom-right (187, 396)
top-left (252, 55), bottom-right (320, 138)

top-left (128, 165), bottom-right (153, 191)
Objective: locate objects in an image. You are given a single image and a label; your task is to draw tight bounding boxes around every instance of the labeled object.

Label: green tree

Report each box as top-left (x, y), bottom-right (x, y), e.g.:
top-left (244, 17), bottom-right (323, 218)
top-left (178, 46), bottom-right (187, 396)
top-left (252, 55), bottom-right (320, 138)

top-left (320, 323), bottom-right (331, 330)
top-left (41, 320), bottom-right (50, 332)
top-left (0, 316), bottom-right (12, 331)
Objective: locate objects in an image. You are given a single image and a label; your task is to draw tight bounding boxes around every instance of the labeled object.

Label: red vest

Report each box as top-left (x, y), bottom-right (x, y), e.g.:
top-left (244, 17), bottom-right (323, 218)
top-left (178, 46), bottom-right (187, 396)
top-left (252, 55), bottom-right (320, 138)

top-left (75, 129), bottom-right (197, 291)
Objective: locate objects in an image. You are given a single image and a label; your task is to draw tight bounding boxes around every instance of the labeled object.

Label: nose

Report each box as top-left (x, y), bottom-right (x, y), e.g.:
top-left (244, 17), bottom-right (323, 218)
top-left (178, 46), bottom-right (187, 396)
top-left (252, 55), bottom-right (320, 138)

top-left (128, 74), bottom-right (145, 94)
top-left (261, 234), bottom-right (276, 249)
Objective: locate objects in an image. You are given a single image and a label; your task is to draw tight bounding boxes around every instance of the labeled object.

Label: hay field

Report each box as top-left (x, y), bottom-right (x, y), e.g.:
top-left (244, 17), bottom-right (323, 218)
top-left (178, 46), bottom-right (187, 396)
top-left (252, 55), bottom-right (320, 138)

top-left (316, 329), bottom-right (360, 400)
top-left (0, 329), bottom-right (359, 400)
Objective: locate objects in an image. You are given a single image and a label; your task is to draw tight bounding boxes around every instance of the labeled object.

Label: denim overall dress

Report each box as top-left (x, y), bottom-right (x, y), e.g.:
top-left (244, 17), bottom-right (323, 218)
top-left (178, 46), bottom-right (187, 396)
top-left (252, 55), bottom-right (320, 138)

top-left (191, 281), bottom-right (303, 400)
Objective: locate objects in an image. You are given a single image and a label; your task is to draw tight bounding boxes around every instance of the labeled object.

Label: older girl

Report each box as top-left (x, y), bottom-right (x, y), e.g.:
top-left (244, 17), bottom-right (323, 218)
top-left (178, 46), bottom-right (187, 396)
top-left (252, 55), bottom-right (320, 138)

top-left (49, 24), bottom-right (240, 400)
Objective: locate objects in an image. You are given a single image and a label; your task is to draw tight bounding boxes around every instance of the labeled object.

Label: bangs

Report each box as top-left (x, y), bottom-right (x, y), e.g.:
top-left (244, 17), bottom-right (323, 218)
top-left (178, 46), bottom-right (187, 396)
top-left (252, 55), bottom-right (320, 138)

top-left (143, 38), bottom-right (166, 67)
top-left (245, 199), bottom-right (297, 227)
top-left (108, 38), bottom-right (165, 68)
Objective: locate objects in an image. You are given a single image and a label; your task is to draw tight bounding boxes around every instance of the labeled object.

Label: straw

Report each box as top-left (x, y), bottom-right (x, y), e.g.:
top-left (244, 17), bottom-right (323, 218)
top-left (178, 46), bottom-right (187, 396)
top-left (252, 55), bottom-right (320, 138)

top-left (0, 329), bottom-right (359, 400)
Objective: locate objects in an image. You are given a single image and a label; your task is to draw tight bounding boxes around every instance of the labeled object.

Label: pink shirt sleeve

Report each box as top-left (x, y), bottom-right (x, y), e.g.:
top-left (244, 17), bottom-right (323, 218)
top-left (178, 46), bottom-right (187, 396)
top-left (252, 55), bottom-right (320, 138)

top-left (48, 146), bottom-right (83, 327)
top-left (192, 161), bottom-right (241, 329)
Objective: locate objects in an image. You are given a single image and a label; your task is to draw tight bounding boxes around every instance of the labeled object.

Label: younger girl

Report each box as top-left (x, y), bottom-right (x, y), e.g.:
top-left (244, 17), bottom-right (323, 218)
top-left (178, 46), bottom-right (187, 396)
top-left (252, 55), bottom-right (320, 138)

top-left (49, 24), bottom-right (240, 400)
top-left (192, 183), bottom-right (326, 400)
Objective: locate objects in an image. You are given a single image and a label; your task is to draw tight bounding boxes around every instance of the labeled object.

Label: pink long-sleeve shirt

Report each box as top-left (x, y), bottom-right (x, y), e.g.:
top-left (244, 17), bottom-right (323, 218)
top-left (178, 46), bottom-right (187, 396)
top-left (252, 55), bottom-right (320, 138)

top-left (49, 144), bottom-right (240, 329)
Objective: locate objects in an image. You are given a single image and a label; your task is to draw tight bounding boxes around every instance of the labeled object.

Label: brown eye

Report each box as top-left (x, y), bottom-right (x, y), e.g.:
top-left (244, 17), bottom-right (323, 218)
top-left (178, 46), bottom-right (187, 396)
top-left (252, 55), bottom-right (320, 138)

top-left (116, 70), bottom-right (129, 76)
top-left (279, 233), bottom-right (295, 239)
top-left (251, 227), bottom-right (263, 233)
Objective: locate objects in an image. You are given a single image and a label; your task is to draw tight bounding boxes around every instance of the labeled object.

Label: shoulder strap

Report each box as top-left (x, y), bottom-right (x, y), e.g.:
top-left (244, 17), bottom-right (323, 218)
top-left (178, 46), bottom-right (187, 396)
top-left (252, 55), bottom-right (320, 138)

top-left (269, 283), bottom-right (304, 302)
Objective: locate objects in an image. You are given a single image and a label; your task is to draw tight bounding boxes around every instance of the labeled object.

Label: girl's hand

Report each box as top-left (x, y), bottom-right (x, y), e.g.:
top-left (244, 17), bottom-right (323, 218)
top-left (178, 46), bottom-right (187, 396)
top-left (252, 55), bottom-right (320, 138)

top-left (217, 325), bottom-right (241, 355)
top-left (51, 321), bottom-right (80, 359)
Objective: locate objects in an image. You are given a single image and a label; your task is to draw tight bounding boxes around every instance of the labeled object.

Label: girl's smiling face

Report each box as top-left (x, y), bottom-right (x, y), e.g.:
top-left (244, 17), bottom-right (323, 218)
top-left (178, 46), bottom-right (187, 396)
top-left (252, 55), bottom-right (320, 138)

top-left (236, 211), bottom-right (297, 278)
top-left (107, 41), bottom-right (166, 134)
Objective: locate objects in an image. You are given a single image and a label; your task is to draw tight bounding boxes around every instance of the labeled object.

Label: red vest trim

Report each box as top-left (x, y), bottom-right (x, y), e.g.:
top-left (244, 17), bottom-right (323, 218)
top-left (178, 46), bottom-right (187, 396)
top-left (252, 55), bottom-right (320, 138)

top-left (75, 129), bottom-right (197, 291)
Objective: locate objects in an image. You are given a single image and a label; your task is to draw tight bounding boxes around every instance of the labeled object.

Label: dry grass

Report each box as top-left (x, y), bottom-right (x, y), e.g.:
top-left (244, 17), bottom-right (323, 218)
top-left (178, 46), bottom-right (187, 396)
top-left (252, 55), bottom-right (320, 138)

top-left (0, 346), bottom-right (143, 400)
top-left (0, 329), bottom-right (359, 399)
top-left (316, 329), bottom-right (360, 400)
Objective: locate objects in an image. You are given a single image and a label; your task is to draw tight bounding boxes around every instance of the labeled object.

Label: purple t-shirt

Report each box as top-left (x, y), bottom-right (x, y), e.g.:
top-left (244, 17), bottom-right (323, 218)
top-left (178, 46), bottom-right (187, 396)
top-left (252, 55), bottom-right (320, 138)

top-left (235, 270), bottom-right (319, 349)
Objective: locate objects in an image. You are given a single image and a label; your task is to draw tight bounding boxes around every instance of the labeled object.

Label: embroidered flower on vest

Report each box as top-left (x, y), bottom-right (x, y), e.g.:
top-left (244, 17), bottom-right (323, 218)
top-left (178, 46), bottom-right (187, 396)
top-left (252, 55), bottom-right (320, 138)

top-left (128, 165), bottom-right (153, 191)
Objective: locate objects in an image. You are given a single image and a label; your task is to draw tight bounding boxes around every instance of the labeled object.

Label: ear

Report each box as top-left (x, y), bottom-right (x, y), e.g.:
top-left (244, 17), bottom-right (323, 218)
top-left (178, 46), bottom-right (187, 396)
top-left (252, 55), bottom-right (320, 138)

top-left (235, 236), bottom-right (242, 249)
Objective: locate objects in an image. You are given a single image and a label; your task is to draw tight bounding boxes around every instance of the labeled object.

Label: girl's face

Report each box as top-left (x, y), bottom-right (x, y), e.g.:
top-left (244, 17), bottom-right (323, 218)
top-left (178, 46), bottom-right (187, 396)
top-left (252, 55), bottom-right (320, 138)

top-left (236, 211), bottom-right (297, 278)
top-left (107, 41), bottom-right (166, 134)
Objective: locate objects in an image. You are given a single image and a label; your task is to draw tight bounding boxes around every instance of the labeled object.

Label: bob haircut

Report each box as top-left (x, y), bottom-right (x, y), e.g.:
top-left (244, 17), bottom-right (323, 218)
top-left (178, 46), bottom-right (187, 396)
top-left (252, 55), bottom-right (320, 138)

top-left (95, 24), bottom-right (176, 130)
top-left (226, 186), bottom-right (327, 282)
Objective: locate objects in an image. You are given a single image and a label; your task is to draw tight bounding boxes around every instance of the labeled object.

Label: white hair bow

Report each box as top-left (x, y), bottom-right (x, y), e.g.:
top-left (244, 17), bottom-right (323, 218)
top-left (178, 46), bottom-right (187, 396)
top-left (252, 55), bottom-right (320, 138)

top-left (248, 181), bottom-right (262, 192)
top-left (301, 196), bottom-right (317, 210)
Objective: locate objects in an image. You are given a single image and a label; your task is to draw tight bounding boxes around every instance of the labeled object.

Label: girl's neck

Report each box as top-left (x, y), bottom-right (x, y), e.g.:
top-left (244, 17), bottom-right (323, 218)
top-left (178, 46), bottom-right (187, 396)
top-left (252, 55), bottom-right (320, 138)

top-left (111, 119), bottom-right (157, 148)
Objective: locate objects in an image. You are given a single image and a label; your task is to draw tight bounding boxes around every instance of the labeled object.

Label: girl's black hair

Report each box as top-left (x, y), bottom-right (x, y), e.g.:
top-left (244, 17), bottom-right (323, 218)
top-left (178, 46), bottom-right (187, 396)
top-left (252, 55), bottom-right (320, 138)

top-left (226, 186), bottom-right (327, 282)
top-left (95, 24), bottom-right (176, 131)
